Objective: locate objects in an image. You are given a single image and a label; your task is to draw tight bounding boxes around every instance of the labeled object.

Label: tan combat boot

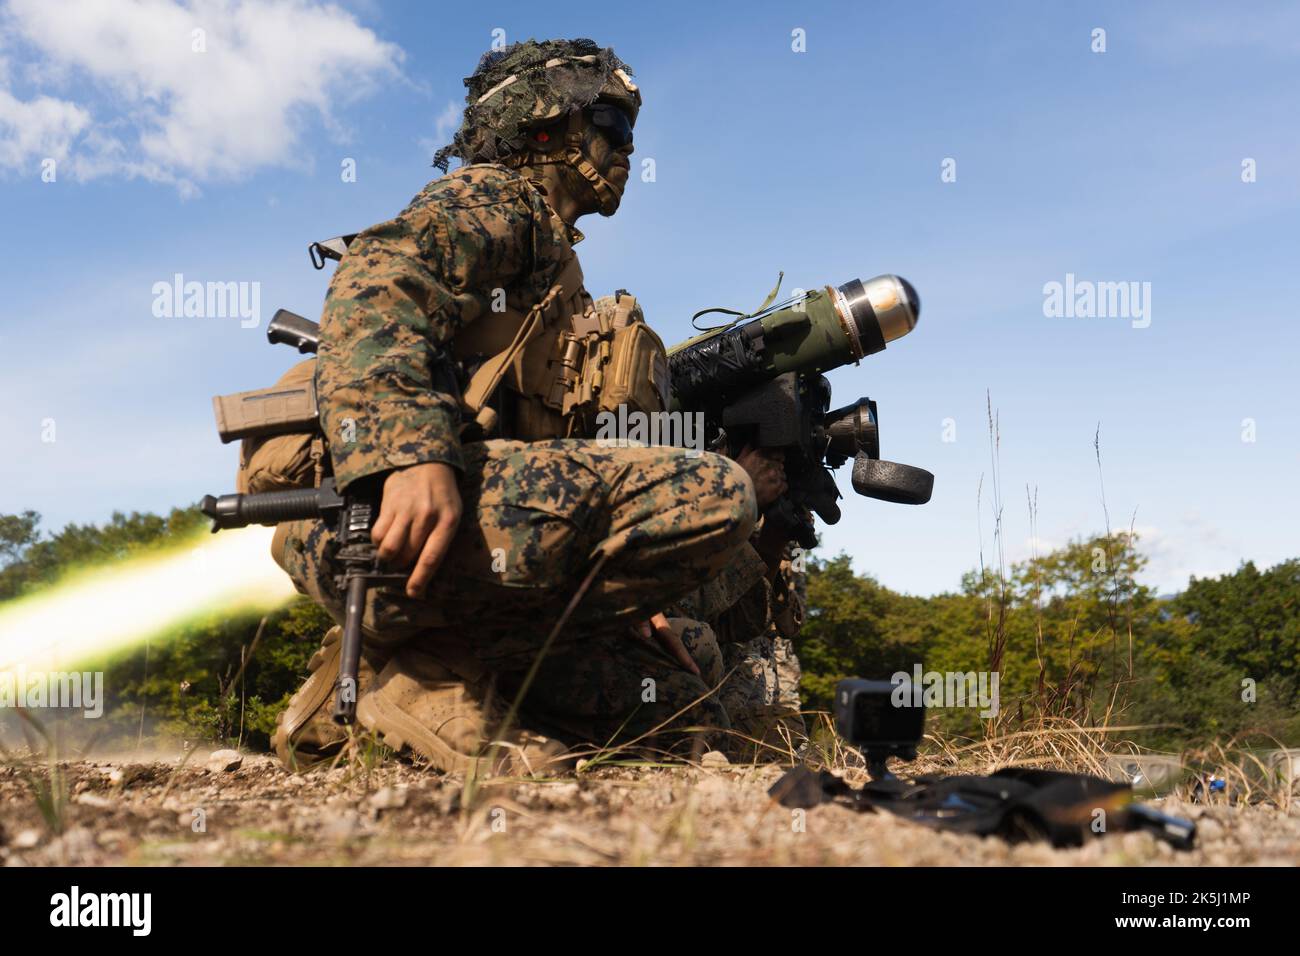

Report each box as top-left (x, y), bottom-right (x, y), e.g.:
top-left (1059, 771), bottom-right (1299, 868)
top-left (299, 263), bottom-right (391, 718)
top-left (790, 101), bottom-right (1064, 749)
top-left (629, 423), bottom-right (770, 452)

top-left (271, 626), bottom-right (383, 772)
top-left (356, 645), bottom-right (571, 777)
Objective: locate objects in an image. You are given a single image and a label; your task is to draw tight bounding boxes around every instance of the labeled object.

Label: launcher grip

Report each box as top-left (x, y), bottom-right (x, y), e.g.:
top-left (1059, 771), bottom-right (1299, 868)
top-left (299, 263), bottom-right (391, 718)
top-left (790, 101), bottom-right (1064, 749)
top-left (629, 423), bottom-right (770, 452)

top-left (765, 496), bottom-right (818, 551)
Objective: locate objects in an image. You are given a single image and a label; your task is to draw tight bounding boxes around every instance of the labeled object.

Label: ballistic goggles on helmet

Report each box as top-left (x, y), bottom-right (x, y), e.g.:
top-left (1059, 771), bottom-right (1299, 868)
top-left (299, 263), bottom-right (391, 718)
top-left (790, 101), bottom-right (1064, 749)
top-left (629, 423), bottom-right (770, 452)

top-left (585, 102), bottom-right (634, 149)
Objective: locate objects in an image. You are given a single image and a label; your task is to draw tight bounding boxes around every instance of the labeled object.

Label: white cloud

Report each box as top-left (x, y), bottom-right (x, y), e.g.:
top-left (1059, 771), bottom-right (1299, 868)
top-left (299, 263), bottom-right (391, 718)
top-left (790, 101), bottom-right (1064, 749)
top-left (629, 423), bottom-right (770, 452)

top-left (0, 86), bottom-right (89, 169)
top-left (1122, 519), bottom-right (1249, 595)
top-left (0, 0), bottom-right (402, 192)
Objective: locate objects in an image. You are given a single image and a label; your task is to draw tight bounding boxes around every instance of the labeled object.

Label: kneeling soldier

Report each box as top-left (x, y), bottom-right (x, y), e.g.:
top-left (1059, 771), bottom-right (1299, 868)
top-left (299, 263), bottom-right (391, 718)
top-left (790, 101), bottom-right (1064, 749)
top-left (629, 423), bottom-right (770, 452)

top-left (270, 39), bottom-right (757, 772)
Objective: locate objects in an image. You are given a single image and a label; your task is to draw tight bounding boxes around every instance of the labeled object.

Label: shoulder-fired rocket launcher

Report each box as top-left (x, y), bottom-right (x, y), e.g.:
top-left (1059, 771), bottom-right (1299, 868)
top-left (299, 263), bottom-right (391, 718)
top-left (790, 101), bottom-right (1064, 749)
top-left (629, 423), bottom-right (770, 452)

top-left (667, 274), bottom-right (934, 549)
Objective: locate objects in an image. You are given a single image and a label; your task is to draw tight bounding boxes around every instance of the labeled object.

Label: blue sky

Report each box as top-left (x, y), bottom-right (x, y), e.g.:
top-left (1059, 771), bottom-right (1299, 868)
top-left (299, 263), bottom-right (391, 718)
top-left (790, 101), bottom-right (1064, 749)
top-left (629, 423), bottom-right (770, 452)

top-left (2, 0), bottom-right (1297, 596)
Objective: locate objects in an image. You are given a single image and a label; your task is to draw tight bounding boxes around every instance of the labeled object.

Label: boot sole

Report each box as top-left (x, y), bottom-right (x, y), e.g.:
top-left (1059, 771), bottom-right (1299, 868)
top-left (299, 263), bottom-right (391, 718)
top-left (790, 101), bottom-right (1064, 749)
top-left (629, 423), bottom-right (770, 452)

top-left (272, 626), bottom-right (344, 771)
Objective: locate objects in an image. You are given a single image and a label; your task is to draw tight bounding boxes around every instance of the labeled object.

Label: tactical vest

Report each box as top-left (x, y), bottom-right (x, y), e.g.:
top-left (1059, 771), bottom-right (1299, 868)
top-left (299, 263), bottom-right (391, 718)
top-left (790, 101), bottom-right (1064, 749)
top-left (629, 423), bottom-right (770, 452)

top-left (233, 242), bottom-right (669, 493)
top-left (453, 243), bottom-right (670, 441)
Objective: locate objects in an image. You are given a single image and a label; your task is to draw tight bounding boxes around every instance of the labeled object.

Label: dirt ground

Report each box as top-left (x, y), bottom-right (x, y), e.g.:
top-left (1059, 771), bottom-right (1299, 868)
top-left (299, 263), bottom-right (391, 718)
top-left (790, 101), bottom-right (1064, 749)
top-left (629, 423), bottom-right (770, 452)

top-left (2, 749), bottom-right (1297, 866)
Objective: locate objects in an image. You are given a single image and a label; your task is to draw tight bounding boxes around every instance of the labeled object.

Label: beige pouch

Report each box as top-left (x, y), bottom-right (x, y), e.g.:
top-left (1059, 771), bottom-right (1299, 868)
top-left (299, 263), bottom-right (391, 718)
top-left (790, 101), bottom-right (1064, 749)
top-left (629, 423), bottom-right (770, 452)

top-left (563, 292), bottom-right (670, 431)
top-left (234, 359), bottom-right (323, 493)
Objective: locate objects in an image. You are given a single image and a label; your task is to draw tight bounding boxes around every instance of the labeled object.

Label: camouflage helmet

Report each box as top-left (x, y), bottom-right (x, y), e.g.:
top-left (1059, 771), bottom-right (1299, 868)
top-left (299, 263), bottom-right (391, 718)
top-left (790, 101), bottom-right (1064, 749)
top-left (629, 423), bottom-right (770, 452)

top-left (433, 38), bottom-right (640, 172)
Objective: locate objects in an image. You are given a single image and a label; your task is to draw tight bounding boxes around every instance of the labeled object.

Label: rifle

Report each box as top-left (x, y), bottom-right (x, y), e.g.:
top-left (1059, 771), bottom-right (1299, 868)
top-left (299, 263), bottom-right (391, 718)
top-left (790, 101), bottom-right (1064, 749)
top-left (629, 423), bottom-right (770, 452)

top-left (202, 310), bottom-right (403, 726)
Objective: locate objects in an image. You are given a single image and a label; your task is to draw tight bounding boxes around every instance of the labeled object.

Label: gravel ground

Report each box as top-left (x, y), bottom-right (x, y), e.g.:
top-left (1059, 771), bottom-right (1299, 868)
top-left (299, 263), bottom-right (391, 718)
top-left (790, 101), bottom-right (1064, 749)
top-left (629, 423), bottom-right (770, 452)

top-left (1, 750), bottom-right (1297, 866)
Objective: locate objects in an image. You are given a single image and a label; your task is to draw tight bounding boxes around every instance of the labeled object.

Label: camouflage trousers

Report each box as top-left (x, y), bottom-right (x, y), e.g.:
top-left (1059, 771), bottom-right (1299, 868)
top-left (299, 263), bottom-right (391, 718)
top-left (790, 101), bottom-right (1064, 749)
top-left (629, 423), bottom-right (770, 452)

top-left (673, 620), bottom-right (806, 755)
top-left (731, 634), bottom-right (806, 743)
top-left (277, 439), bottom-right (756, 749)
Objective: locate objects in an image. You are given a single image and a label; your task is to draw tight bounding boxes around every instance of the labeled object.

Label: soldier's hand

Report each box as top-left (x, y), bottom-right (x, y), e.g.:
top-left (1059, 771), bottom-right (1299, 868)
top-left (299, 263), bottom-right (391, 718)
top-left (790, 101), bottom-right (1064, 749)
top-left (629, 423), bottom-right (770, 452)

top-left (754, 513), bottom-right (792, 567)
top-left (372, 462), bottom-right (463, 597)
top-left (637, 612), bottom-right (701, 678)
top-left (735, 444), bottom-right (788, 510)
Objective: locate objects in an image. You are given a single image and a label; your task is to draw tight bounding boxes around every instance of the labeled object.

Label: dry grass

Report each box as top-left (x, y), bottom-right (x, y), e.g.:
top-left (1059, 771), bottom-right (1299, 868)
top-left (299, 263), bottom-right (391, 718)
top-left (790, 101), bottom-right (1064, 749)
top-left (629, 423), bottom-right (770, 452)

top-left (2, 717), bottom-right (1296, 867)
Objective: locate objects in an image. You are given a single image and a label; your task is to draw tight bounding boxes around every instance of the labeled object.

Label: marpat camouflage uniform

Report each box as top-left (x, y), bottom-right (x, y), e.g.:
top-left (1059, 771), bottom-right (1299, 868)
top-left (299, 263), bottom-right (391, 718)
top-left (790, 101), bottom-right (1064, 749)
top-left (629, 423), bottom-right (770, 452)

top-left (280, 163), bottom-right (756, 750)
top-left (768, 550), bottom-right (807, 728)
top-left (668, 534), bottom-right (808, 750)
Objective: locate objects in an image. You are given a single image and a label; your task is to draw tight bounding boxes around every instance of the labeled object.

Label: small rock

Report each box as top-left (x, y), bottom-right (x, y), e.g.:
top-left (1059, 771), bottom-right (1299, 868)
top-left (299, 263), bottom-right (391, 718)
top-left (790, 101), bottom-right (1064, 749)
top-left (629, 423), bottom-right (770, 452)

top-left (96, 829), bottom-right (128, 847)
top-left (436, 783), bottom-right (462, 815)
top-left (75, 793), bottom-right (114, 809)
top-left (542, 782), bottom-right (580, 807)
top-left (108, 766), bottom-right (150, 788)
top-left (700, 750), bottom-right (730, 770)
top-left (1009, 842), bottom-right (1058, 866)
top-left (1077, 839), bottom-right (1106, 863)
top-left (369, 786), bottom-right (408, 811)
top-left (206, 749), bottom-right (243, 773)
top-left (319, 811), bottom-right (365, 841)
top-left (13, 829), bottom-right (42, 849)
top-left (1120, 830), bottom-right (1157, 857)
top-left (53, 827), bottom-right (97, 858)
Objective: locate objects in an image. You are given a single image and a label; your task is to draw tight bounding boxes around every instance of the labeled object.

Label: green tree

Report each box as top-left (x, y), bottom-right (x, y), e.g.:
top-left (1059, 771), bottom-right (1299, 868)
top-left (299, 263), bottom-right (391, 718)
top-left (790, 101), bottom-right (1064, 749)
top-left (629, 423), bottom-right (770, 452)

top-left (796, 555), bottom-right (920, 712)
top-left (1128, 560), bottom-right (1300, 746)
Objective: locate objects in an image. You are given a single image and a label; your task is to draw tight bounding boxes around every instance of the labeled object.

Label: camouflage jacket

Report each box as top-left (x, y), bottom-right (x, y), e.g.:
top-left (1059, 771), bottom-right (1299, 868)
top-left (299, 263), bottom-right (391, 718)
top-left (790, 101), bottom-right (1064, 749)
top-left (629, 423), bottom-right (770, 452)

top-left (316, 163), bottom-right (581, 491)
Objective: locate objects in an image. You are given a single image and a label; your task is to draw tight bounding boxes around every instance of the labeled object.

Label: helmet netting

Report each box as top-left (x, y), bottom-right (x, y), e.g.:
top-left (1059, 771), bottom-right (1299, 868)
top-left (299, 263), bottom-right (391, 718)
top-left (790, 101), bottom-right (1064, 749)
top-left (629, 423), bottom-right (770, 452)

top-left (433, 38), bottom-right (633, 172)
